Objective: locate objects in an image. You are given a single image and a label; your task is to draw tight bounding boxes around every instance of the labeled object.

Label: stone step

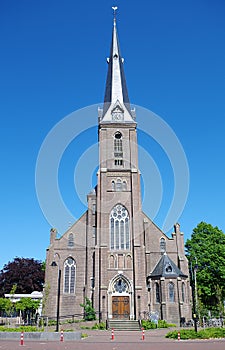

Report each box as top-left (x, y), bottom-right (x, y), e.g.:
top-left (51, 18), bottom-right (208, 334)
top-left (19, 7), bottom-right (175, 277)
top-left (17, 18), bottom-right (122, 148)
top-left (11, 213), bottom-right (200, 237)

top-left (108, 320), bottom-right (141, 331)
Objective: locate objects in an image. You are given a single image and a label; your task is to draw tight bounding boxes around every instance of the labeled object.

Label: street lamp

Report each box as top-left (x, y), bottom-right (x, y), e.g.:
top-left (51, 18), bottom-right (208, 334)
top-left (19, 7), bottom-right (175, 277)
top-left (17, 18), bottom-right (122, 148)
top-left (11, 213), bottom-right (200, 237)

top-left (190, 258), bottom-right (198, 332)
top-left (51, 254), bottom-right (61, 332)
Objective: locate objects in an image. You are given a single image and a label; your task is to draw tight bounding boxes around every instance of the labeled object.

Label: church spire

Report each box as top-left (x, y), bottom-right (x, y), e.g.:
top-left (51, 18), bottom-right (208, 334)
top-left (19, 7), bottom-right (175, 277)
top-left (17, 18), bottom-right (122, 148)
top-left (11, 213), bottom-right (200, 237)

top-left (100, 7), bottom-right (135, 123)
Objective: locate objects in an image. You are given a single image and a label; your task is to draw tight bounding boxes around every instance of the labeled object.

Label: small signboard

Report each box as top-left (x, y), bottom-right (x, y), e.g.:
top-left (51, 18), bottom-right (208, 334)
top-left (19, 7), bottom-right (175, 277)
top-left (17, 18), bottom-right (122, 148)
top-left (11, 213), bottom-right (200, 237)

top-left (149, 311), bottom-right (159, 325)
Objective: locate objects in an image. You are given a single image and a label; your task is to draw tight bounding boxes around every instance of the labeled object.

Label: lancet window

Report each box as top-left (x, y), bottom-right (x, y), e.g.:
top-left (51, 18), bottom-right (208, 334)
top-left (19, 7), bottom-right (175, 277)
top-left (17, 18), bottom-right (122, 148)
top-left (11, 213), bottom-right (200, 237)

top-left (114, 132), bottom-right (123, 166)
top-left (168, 282), bottom-right (175, 302)
top-left (64, 257), bottom-right (76, 294)
top-left (110, 204), bottom-right (130, 250)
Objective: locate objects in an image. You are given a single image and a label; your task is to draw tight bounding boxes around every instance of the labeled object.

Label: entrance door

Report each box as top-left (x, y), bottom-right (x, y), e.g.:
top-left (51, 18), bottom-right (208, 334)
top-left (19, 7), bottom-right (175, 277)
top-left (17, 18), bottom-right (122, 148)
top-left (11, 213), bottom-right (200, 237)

top-left (112, 296), bottom-right (130, 319)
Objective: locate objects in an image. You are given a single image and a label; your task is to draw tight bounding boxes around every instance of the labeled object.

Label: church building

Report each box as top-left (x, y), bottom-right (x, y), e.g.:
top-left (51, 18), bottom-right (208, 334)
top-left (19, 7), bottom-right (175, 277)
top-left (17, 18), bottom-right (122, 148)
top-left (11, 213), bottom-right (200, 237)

top-left (44, 13), bottom-right (192, 325)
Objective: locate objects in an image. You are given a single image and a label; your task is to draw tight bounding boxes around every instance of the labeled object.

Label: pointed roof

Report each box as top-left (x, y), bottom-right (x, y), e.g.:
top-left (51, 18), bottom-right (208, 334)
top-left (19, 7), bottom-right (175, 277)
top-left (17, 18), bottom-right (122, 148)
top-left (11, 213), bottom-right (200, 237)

top-left (150, 253), bottom-right (187, 279)
top-left (100, 13), bottom-right (135, 123)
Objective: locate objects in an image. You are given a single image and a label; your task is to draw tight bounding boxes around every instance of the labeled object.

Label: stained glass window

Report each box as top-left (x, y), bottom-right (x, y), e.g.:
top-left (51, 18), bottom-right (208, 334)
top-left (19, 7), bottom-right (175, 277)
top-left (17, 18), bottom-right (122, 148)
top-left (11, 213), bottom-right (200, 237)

top-left (160, 237), bottom-right (166, 253)
top-left (110, 204), bottom-right (130, 250)
top-left (182, 282), bottom-right (185, 303)
top-left (114, 132), bottom-right (123, 166)
top-left (64, 258), bottom-right (76, 294)
top-left (168, 282), bottom-right (175, 302)
top-left (155, 282), bottom-right (160, 303)
top-left (114, 278), bottom-right (128, 293)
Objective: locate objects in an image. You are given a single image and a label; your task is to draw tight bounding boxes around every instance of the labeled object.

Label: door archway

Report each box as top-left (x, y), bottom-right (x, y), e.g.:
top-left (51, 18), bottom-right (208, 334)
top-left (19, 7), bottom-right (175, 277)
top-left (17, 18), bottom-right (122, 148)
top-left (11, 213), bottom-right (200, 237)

top-left (108, 275), bottom-right (134, 320)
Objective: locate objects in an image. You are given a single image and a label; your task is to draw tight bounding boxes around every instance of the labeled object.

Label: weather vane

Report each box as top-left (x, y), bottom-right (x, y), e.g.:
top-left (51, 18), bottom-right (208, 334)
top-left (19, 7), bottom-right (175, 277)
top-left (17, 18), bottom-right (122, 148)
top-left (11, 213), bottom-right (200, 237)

top-left (112, 6), bottom-right (118, 22)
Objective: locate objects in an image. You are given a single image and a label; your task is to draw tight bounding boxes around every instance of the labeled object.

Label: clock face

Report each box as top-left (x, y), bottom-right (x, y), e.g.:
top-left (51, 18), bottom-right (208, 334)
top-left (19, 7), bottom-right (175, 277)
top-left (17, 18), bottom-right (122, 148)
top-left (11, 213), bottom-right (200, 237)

top-left (112, 108), bottom-right (124, 121)
top-left (112, 112), bottom-right (123, 121)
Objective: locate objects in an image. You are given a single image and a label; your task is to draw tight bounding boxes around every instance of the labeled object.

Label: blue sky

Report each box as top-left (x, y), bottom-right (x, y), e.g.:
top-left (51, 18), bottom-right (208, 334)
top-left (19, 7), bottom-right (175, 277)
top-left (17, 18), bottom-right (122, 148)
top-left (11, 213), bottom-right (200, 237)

top-left (1, 0), bottom-right (225, 270)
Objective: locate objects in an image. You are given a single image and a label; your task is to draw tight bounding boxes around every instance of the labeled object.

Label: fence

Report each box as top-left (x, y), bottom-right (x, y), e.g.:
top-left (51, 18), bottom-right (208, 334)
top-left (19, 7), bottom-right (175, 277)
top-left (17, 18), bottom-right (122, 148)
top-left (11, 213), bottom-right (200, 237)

top-left (38, 312), bottom-right (102, 327)
top-left (138, 311), bottom-right (224, 329)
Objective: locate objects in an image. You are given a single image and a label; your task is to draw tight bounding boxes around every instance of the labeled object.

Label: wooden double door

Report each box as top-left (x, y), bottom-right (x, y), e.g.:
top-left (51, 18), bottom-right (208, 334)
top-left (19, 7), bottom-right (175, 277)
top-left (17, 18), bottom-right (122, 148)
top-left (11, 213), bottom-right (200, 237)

top-left (112, 296), bottom-right (130, 319)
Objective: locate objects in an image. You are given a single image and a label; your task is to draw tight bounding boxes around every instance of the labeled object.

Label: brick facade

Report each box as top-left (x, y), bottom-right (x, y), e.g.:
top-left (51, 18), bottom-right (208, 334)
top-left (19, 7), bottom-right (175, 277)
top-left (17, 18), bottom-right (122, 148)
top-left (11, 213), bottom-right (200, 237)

top-left (44, 17), bottom-right (192, 326)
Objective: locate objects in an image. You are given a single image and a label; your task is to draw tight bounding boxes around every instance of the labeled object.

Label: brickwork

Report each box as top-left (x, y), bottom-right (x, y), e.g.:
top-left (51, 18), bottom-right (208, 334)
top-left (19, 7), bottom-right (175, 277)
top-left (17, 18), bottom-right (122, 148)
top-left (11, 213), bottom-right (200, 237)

top-left (44, 115), bottom-right (192, 324)
top-left (43, 18), bottom-right (192, 326)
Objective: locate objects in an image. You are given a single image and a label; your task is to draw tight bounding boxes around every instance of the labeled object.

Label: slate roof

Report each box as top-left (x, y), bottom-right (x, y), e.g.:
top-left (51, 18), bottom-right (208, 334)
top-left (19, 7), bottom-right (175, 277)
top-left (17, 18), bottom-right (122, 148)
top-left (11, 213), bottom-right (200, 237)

top-left (102, 18), bottom-right (132, 117)
top-left (149, 253), bottom-right (187, 278)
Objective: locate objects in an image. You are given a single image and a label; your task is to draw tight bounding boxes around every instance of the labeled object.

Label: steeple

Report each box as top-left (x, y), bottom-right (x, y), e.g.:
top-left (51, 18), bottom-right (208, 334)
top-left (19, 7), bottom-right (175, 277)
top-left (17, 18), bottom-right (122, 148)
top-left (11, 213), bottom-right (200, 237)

top-left (99, 8), bottom-right (135, 123)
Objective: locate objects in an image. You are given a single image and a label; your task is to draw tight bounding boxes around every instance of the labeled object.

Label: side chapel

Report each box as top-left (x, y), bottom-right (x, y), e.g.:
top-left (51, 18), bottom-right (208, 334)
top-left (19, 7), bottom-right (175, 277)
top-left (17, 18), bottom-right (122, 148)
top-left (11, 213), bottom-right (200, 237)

top-left (44, 12), bottom-right (192, 325)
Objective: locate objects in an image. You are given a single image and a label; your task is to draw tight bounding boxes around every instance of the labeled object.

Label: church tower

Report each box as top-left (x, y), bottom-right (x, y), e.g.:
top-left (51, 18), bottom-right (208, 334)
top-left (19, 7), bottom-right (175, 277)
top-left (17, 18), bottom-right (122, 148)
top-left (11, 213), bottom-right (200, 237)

top-left (44, 11), bottom-right (192, 326)
top-left (95, 15), bottom-right (147, 320)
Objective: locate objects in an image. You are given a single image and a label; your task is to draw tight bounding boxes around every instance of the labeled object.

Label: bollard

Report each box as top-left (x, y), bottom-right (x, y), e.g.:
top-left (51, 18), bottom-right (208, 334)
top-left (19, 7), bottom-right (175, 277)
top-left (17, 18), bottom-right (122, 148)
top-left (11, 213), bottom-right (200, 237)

top-left (142, 327), bottom-right (145, 341)
top-left (111, 328), bottom-right (114, 340)
top-left (60, 329), bottom-right (64, 342)
top-left (178, 331), bottom-right (180, 341)
top-left (20, 331), bottom-right (24, 346)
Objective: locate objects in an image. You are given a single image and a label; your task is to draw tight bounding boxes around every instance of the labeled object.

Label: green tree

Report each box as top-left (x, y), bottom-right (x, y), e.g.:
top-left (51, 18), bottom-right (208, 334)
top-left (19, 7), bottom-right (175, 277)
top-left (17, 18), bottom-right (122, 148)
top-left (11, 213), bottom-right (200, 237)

top-left (15, 298), bottom-right (40, 324)
top-left (0, 257), bottom-right (45, 297)
top-left (0, 298), bottom-right (14, 316)
top-left (80, 297), bottom-right (96, 321)
top-left (185, 222), bottom-right (225, 316)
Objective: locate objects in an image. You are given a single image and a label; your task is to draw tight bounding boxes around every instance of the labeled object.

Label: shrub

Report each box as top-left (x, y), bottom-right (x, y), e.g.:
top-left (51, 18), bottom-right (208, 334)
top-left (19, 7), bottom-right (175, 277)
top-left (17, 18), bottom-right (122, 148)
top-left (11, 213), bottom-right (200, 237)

top-left (166, 328), bottom-right (225, 340)
top-left (92, 322), bottom-right (106, 330)
top-left (141, 320), bottom-right (157, 329)
top-left (0, 326), bottom-right (40, 332)
top-left (80, 298), bottom-right (96, 321)
top-left (166, 329), bottom-right (200, 340)
top-left (142, 319), bottom-right (175, 330)
top-left (80, 322), bottom-right (106, 330)
top-left (80, 325), bottom-right (91, 330)
top-left (81, 333), bottom-right (88, 338)
top-left (158, 320), bottom-right (176, 328)
top-left (198, 328), bottom-right (225, 339)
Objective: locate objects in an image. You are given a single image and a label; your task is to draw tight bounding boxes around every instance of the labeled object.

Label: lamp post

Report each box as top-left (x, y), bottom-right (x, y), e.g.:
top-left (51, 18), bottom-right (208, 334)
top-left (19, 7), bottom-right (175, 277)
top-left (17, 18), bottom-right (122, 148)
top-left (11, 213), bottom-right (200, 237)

top-left (190, 258), bottom-right (198, 332)
top-left (51, 253), bottom-right (61, 332)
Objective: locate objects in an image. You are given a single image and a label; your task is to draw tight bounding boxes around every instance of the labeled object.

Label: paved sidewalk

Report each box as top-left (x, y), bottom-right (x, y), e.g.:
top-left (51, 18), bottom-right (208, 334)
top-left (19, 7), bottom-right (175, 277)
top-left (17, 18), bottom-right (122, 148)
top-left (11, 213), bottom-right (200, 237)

top-left (83, 328), bottom-right (170, 342)
top-left (0, 329), bottom-right (225, 350)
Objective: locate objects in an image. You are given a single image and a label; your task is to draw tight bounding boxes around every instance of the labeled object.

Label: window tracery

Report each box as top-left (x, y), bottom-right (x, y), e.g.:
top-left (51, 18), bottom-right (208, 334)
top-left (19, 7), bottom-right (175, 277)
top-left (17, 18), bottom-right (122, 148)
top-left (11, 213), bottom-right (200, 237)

top-left (64, 257), bottom-right (76, 294)
top-left (113, 277), bottom-right (129, 293)
top-left (110, 204), bottom-right (130, 250)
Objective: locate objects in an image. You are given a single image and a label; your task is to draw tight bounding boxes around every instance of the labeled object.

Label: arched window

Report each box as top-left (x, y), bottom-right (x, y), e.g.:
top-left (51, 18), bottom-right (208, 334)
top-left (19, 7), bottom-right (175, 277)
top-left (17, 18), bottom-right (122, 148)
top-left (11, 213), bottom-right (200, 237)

top-left (64, 257), bottom-right (76, 294)
top-left (126, 254), bottom-right (132, 269)
top-left (112, 179), bottom-right (127, 191)
top-left (109, 254), bottom-right (115, 269)
top-left (165, 264), bottom-right (173, 273)
top-left (110, 204), bottom-right (130, 250)
top-left (92, 203), bottom-right (96, 213)
top-left (118, 254), bottom-right (125, 269)
top-left (160, 237), bottom-right (166, 253)
top-left (113, 277), bottom-right (129, 293)
top-left (114, 132), bottom-right (123, 166)
top-left (116, 179), bottom-right (122, 191)
top-left (182, 282), bottom-right (185, 303)
top-left (168, 282), bottom-right (175, 302)
top-left (155, 282), bottom-right (160, 303)
top-left (68, 233), bottom-right (74, 247)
